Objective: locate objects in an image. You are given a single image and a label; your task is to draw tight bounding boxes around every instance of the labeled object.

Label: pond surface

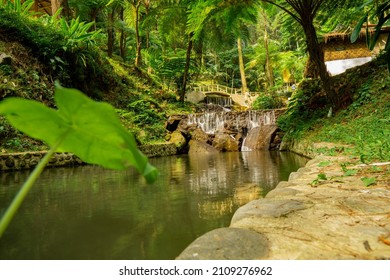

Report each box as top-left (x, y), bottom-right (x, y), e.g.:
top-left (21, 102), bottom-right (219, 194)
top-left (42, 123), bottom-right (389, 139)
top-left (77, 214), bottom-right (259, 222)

top-left (0, 151), bottom-right (308, 260)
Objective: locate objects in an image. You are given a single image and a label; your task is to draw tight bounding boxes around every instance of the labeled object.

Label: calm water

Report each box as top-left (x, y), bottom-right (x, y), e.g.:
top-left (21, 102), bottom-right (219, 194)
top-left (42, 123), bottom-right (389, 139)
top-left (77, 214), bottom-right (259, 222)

top-left (0, 151), bottom-right (308, 260)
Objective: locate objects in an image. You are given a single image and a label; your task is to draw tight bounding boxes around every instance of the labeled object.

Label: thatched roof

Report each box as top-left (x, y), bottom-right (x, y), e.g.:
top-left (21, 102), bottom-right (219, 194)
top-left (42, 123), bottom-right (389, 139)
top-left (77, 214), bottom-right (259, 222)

top-left (323, 25), bottom-right (390, 43)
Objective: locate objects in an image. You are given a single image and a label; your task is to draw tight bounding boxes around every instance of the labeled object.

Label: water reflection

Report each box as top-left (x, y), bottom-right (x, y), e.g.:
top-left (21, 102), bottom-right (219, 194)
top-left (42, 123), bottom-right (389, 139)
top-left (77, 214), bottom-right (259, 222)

top-left (0, 151), bottom-right (307, 260)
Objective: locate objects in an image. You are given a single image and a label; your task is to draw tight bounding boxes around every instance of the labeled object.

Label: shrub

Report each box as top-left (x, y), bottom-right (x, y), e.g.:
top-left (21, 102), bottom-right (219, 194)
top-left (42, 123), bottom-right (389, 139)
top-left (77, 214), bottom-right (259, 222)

top-left (252, 93), bottom-right (284, 110)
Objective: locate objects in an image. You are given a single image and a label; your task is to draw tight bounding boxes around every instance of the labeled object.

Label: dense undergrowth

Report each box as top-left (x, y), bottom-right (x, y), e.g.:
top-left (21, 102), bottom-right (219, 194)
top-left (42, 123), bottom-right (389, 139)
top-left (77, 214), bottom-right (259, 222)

top-left (0, 6), bottom-right (195, 151)
top-left (278, 55), bottom-right (390, 163)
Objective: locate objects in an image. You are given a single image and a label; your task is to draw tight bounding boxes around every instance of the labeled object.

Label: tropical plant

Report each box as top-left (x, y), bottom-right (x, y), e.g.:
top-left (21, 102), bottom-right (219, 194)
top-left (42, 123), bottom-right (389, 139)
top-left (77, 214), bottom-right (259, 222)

top-left (187, 0), bottom-right (260, 96)
top-left (58, 16), bottom-right (102, 50)
top-left (252, 93), bottom-right (284, 109)
top-left (1, 0), bottom-right (36, 17)
top-left (0, 84), bottom-right (158, 238)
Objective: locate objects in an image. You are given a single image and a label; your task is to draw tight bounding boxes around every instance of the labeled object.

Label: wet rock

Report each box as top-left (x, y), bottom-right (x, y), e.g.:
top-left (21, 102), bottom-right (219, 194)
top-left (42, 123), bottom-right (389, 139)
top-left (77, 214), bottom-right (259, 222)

top-left (190, 127), bottom-right (209, 143)
top-left (266, 187), bottom-right (300, 198)
top-left (188, 140), bottom-right (218, 155)
top-left (49, 156), bottom-right (58, 164)
top-left (270, 131), bottom-right (283, 150)
top-left (212, 133), bottom-right (239, 152)
top-left (176, 227), bottom-right (269, 260)
top-left (0, 53), bottom-right (12, 66)
top-left (169, 131), bottom-right (187, 151)
top-left (242, 125), bottom-right (278, 150)
top-left (166, 115), bottom-right (186, 132)
top-left (344, 196), bottom-right (390, 214)
top-left (5, 158), bottom-right (14, 168)
top-left (185, 91), bottom-right (206, 104)
top-left (231, 199), bottom-right (307, 224)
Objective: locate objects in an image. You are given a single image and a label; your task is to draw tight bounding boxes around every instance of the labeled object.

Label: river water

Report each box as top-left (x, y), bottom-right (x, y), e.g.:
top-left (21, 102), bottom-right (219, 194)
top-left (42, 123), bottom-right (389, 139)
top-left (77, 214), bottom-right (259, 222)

top-left (0, 151), bottom-right (308, 260)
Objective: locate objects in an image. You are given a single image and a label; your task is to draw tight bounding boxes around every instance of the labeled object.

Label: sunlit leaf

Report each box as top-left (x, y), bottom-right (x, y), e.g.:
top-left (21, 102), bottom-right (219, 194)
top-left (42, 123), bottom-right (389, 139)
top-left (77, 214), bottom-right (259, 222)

top-left (361, 177), bottom-right (376, 187)
top-left (0, 84), bottom-right (158, 183)
top-left (344, 169), bottom-right (358, 176)
top-left (317, 173), bottom-right (327, 180)
top-left (351, 13), bottom-right (368, 43)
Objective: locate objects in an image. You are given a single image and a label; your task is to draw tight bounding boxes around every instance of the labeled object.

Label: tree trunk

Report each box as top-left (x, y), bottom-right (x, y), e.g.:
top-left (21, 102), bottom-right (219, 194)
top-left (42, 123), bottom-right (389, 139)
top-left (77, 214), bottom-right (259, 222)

top-left (179, 34), bottom-right (194, 103)
top-left (144, 0), bottom-right (150, 49)
top-left (119, 7), bottom-right (127, 60)
top-left (134, 1), bottom-right (142, 67)
top-left (51, 0), bottom-right (60, 16)
top-left (60, 0), bottom-right (71, 18)
top-left (107, 8), bottom-right (115, 57)
top-left (264, 23), bottom-right (274, 91)
top-left (34, 0), bottom-right (39, 13)
top-left (237, 37), bottom-right (248, 95)
top-left (303, 22), bottom-right (339, 108)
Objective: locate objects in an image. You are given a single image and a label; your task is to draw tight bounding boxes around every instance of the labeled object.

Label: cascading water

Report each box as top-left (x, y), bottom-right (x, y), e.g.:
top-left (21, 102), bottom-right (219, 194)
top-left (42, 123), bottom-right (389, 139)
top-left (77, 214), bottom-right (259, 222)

top-left (205, 96), bottom-right (232, 107)
top-left (187, 112), bottom-right (227, 134)
top-left (187, 109), bottom-right (277, 151)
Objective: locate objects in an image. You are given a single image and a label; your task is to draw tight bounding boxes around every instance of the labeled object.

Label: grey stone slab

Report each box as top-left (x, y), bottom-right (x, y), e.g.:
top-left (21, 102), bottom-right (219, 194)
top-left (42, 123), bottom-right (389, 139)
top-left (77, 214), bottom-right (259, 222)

top-left (231, 199), bottom-right (307, 224)
top-left (176, 227), bottom-right (269, 260)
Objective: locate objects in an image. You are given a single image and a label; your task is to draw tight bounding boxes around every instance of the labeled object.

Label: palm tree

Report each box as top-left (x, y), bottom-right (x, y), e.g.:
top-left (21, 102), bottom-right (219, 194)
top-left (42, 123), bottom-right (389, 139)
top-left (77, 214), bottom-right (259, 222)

top-left (187, 0), bottom-right (259, 96)
top-left (128, 0), bottom-right (143, 66)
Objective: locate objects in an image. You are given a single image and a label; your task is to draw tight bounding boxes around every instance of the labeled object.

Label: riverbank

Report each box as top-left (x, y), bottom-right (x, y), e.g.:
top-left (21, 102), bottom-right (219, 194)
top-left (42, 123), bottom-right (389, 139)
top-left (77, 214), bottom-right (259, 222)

top-left (0, 143), bottom-right (177, 171)
top-left (177, 142), bottom-right (390, 260)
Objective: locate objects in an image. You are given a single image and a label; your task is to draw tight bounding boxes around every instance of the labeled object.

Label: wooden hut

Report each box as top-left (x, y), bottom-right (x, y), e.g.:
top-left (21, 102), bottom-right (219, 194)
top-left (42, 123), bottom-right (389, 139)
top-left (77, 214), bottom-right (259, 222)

top-left (323, 25), bottom-right (390, 75)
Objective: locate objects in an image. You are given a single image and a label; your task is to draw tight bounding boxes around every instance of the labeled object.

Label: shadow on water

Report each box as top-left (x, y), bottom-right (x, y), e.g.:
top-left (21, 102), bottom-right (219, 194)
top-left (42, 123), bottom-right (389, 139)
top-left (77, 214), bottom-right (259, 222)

top-left (0, 151), bottom-right (308, 260)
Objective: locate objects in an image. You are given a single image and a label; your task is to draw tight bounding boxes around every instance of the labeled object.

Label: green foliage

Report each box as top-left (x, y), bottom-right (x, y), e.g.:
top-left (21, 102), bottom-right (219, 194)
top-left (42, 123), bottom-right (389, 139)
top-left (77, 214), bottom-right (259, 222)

top-left (311, 172), bottom-right (328, 186)
top-left (0, 8), bottom-right (64, 61)
top-left (128, 99), bottom-right (165, 125)
top-left (280, 55), bottom-right (390, 163)
top-left (277, 79), bottom-right (327, 138)
top-left (318, 161), bottom-right (331, 167)
top-left (361, 177), bottom-right (376, 187)
top-left (127, 98), bottom-right (167, 143)
top-left (252, 93), bottom-right (284, 109)
top-left (0, 64), bottom-right (12, 75)
top-left (349, 78), bottom-right (374, 110)
top-left (340, 163), bottom-right (358, 176)
top-left (1, 0), bottom-right (35, 17)
top-left (57, 17), bottom-right (102, 51)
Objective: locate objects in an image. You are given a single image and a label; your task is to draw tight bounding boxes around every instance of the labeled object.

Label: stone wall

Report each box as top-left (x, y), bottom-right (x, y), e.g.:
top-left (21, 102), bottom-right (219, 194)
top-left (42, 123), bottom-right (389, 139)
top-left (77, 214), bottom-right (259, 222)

top-left (0, 143), bottom-right (177, 172)
top-left (138, 143), bottom-right (177, 158)
top-left (0, 151), bottom-right (84, 171)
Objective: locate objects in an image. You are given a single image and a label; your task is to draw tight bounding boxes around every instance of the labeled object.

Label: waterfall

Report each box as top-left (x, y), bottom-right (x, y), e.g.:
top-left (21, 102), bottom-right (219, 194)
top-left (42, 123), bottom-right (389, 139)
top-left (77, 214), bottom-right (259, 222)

top-left (205, 96), bottom-right (232, 107)
top-left (185, 109), bottom-right (278, 152)
top-left (187, 110), bottom-right (276, 137)
top-left (247, 110), bottom-right (276, 129)
top-left (187, 112), bottom-right (227, 134)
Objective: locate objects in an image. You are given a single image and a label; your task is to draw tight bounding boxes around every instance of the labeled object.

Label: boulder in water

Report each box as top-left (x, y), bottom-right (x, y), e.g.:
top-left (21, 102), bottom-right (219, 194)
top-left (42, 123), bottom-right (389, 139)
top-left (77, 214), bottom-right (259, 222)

top-left (212, 133), bottom-right (239, 152)
top-left (169, 131), bottom-right (187, 152)
top-left (188, 140), bottom-right (218, 155)
top-left (242, 125), bottom-right (278, 151)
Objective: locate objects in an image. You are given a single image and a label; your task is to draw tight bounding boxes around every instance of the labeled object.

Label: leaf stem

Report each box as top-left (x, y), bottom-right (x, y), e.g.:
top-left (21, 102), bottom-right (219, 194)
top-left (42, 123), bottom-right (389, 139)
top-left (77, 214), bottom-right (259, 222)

top-left (0, 138), bottom-right (64, 238)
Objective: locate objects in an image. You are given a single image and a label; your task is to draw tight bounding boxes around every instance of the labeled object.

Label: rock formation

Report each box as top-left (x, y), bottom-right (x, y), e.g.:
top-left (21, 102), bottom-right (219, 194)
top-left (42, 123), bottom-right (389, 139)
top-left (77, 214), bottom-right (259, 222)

top-left (166, 109), bottom-right (285, 154)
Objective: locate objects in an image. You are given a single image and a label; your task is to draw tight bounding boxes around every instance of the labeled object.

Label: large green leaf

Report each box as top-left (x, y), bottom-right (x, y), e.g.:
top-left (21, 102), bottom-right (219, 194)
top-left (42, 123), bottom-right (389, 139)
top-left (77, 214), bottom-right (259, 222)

top-left (350, 13), bottom-right (368, 43)
top-left (0, 85), bottom-right (159, 183)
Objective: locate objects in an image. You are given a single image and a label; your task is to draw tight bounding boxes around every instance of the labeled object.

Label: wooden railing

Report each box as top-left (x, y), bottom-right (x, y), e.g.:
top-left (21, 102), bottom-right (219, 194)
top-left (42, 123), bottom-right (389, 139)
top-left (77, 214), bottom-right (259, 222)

top-left (192, 84), bottom-right (241, 95)
top-left (190, 84), bottom-right (259, 96)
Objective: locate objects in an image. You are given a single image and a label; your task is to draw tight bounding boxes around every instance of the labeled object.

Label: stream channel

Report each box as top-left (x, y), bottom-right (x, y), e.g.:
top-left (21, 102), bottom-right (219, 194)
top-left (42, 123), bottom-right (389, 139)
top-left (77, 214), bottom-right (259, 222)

top-left (0, 151), bottom-right (308, 260)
